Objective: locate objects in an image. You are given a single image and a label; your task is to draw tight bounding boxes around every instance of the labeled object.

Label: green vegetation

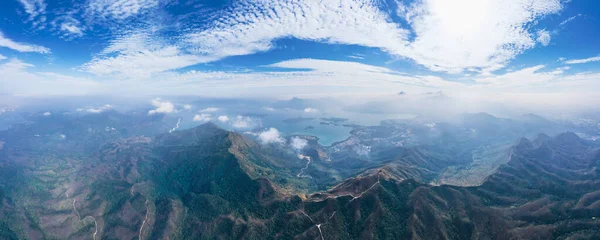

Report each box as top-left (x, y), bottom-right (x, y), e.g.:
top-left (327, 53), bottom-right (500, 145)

top-left (0, 113), bottom-right (599, 239)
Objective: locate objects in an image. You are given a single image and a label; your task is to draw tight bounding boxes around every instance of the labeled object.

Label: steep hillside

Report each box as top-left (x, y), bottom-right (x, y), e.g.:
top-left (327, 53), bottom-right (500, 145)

top-left (1, 114), bottom-right (599, 240)
top-left (407, 133), bottom-right (600, 239)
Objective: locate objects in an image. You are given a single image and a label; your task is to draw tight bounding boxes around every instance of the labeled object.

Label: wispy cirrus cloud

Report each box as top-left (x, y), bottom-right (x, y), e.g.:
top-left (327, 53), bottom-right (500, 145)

top-left (475, 65), bottom-right (557, 87)
top-left (51, 13), bottom-right (86, 39)
top-left (87, 0), bottom-right (159, 21)
top-left (18, 0), bottom-right (45, 18)
top-left (347, 54), bottom-right (365, 60)
top-left (471, 64), bottom-right (600, 95)
top-left (184, 0), bottom-right (409, 66)
top-left (4, 55), bottom-right (600, 111)
top-left (563, 56), bottom-right (600, 64)
top-left (464, 66), bottom-right (600, 110)
top-left (60, 23), bottom-right (84, 37)
top-left (0, 32), bottom-right (50, 54)
top-left (7, 58), bottom-right (461, 98)
top-left (178, 0), bottom-right (564, 73)
top-left (82, 33), bottom-right (205, 78)
top-left (147, 59), bottom-right (466, 97)
top-left (17, 0), bottom-right (46, 28)
top-left (0, 58), bottom-right (102, 96)
top-left (268, 58), bottom-right (395, 74)
top-left (558, 14), bottom-right (582, 27)
top-left (77, 0), bottom-right (566, 79)
top-left (199, 107), bottom-right (219, 113)
top-left (81, 1), bottom-right (407, 77)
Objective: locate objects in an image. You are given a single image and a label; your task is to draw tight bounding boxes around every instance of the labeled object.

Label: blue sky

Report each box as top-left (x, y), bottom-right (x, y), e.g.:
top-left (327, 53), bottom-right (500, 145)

top-left (1, 0), bottom-right (599, 101)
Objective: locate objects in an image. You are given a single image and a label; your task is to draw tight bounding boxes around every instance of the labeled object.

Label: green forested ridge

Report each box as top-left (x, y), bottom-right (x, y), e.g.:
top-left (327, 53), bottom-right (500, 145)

top-left (0, 113), bottom-right (599, 239)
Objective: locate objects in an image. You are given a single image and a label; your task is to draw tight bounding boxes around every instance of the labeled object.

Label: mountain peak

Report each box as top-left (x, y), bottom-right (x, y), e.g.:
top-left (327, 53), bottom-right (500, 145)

top-left (515, 137), bottom-right (533, 149)
top-left (534, 133), bottom-right (551, 141)
top-left (464, 112), bottom-right (497, 120)
top-left (553, 132), bottom-right (583, 144)
top-left (156, 121), bottom-right (228, 146)
top-left (196, 121), bottom-right (219, 130)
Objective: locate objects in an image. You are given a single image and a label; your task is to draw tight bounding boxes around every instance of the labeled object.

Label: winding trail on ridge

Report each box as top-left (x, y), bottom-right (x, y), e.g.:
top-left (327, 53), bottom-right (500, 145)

top-left (297, 155), bottom-right (312, 178)
top-left (72, 199), bottom-right (81, 220)
top-left (349, 177), bottom-right (380, 203)
top-left (299, 173), bottom-right (381, 239)
top-left (300, 210), bottom-right (337, 240)
top-left (72, 198), bottom-right (98, 240)
top-left (139, 200), bottom-right (150, 240)
top-left (169, 118), bottom-right (182, 133)
top-left (91, 217), bottom-right (98, 240)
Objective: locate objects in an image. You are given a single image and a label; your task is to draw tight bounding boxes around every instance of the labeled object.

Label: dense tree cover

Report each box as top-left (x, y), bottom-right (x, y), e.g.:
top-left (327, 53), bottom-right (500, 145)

top-left (0, 113), bottom-right (599, 239)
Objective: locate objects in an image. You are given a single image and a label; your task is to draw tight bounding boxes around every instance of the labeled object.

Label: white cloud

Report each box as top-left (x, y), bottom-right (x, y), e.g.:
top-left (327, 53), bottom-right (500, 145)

top-left (12, 53), bottom-right (600, 105)
top-left (0, 54), bottom-right (6, 60)
top-left (290, 137), bottom-right (308, 150)
top-left (0, 32), bottom-right (50, 54)
top-left (183, 104), bottom-right (192, 110)
top-left (468, 64), bottom-right (600, 99)
top-left (82, 33), bottom-right (206, 78)
top-left (0, 58), bottom-right (103, 96)
top-left (475, 65), bottom-right (556, 87)
top-left (457, 68), bottom-right (600, 112)
top-left (74, 59), bottom-right (464, 98)
top-left (86, 104), bottom-right (112, 113)
top-left (3, 57), bottom-right (468, 98)
top-left (262, 107), bottom-right (275, 111)
top-left (18, 0), bottom-right (46, 19)
top-left (398, 0), bottom-right (563, 72)
top-left (148, 98), bottom-right (175, 115)
top-left (258, 128), bottom-right (284, 144)
top-left (67, 0), bottom-right (566, 83)
top-left (182, 0), bottom-right (562, 73)
top-left (564, 56), bottom-right (600, 64)
top-left (536, 29), bottom-right (551, 46)
top-left (218, 115), bottom-right (229, 122)
top-left (232, 116), bottom-right (253, 129)
top-left (265, 59), bottom-right (464, 90)
top-left (50, 14), bottom-right (85, 39)
top-left (193, 113), bottom-right (211, 122)
top-left (304, 108), bottom-right (318, 113)
top-left (87, 0), bottom-right (159, 20)
top-left (1, 58), bottom-right (34, 70)
top-left (18, 0), bottom-right (46, 28)
top-left (199, 107), bottom-right (219, 112)
top-left (43, 111), bottom-right (51, 116)
top-left (559, 14), bottom-right (582, 27)
top-left (268, 58), bottom-right (393, 74)
top-left (185, 1), bottom-right (408, 66)
top-left (348, 55), bottom-right (365, 60)
top-left (60, 23), bottom-right (84, 37)
top-left (556, 66), bottom-right (570, 73)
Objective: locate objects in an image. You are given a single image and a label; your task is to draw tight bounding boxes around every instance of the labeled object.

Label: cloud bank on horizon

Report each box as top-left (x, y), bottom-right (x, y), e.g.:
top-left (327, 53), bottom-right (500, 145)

top-left (0, 0), bottom-right (599, 104)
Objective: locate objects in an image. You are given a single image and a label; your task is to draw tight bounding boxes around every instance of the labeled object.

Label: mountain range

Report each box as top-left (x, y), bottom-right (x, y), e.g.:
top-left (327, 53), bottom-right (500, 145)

top-left (0, 111), bottom-right (599, 239)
